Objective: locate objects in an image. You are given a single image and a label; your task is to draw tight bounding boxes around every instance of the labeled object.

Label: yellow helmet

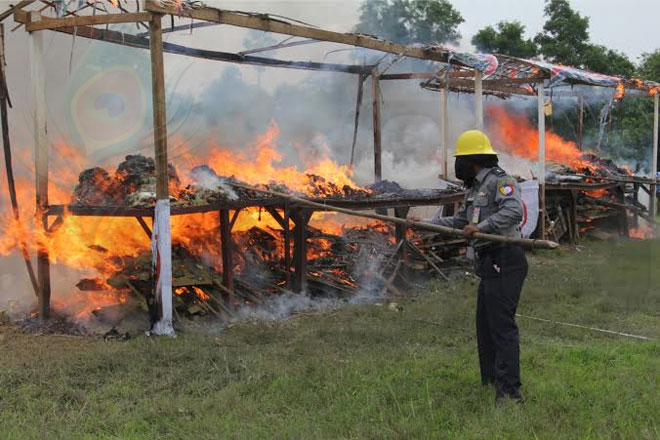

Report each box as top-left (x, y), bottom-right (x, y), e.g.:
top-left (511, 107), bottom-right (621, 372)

top-left (454, 130), bottom-right (498, 156)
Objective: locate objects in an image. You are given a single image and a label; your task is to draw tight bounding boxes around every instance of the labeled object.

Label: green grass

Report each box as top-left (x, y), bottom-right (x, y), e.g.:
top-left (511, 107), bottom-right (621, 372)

top-left (0, 240), bottom-right (658, 439)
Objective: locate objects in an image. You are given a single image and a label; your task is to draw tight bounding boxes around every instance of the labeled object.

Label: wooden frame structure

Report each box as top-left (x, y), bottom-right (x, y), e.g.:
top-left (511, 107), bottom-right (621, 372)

top-left (4, 0), bottom-right (659, 332)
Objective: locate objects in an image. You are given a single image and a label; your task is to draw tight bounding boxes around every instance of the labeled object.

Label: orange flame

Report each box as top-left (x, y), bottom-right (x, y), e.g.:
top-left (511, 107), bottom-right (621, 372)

top-left (0, 124), bottom-right (380, 319)
top-left (486, 106), bottom-right (597, 173)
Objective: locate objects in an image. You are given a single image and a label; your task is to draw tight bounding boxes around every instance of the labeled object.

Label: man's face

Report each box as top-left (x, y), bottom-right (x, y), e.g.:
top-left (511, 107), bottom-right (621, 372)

top-left (454, 156), bottom-right (476, 184)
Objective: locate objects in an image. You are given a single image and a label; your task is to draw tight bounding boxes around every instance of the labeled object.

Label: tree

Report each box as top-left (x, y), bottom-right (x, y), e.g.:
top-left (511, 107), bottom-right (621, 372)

top-left (638, 49), bottom-right (660, 82)
top-left (534, 0), bottom-right (590, 67)
top-left (583, 45), bottom-right (635, 77)
top-left (354, 0), bottom-right (464, 45)
top-left (472, 21), bottom-right (538, 58)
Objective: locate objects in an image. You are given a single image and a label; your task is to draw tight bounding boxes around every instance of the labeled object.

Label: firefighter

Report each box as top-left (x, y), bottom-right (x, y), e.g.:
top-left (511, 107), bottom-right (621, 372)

top-left (430, 129), bottom-right (528, 403)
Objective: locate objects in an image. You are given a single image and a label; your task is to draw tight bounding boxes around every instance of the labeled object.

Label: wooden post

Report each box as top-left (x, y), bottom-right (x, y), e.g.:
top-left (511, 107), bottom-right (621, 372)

top-left (651, 93), bottom-right (658, 216)
top-left (0, 24), bottom-right (39, 296)
top-left (283, 204), bottom-right (291, 286)
top-left (219, 209), bottom-right (234, 308)
top-left (29, 12), bottom-right (50, 320)
top-left (474, 71), bottom-right (483, 130)
top-left (440, 85), bottom-right (449, 178)
top-left (349, 73), bottom-right (365, 167)
top-left (291, 208), bottom-right (310, 293)
top-left (570, 190), bottom-right (579, 244)
top-left (538, 81), bottom-right (547, 239)
top-left (577, 93), bottom-right (584, 150)
top-left (371, 67), bottom-right (382, 183)
top-left (148, 13), bottom-right (174, 336)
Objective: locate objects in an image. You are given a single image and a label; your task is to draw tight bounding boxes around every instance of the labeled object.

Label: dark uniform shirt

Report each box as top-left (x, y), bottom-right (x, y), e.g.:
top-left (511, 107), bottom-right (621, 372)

top-left (431, 166), bottom-right (524, 254)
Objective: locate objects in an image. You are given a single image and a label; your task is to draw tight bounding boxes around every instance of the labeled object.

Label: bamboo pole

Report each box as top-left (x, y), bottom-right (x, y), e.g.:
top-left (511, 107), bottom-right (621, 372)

top-left (538, 81), bottom-right (547, 239)
top-left (0, 24), bottom-right (38, 296)
top-left (29, 12), bottom-right (50, 320)
top-left (371, 67), bottom-right (382, 183)
top-left (228, 183), bottom-right (560, 250)
top-left (349, 73), bottom-right (365, 167)
top-left (474, 71), bottom-right (483, 130)
top-left (148, 14), bottom-right (174, 336)
top-left (651, 93), bottom-right (658, 216)
top-left (440, 86), bottom-right (449, 178)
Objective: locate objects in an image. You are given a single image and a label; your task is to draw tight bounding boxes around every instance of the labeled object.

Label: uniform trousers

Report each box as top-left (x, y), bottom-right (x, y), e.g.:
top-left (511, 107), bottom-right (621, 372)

top-left (475, 245), bottom-right (528, 397)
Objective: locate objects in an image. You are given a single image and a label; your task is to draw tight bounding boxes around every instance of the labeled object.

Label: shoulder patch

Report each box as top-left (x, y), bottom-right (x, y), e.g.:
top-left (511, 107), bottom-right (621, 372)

top-left (497, 177), bottom-right (516, 197)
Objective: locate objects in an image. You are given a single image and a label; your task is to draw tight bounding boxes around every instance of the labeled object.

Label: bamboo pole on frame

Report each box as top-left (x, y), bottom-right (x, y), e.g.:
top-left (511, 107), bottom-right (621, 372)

top-left (651, 93), bottom-right (658, 217)
top-left (371, 67), bottom-right (382, 183)
top-left (538, 82), bottom-right (547, 239)
top-left (29, 12), bottom-right (50, 320)
top-left (148, 14), bottom-right (174, 336)
top-left (474, 71), bottom-right (483, 130)
top-left (440, 86), bottom-right (449, 178)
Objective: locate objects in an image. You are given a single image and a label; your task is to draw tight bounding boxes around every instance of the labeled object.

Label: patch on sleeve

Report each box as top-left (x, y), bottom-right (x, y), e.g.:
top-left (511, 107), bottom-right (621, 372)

top-left (499, 182), bottom-right (515, 197)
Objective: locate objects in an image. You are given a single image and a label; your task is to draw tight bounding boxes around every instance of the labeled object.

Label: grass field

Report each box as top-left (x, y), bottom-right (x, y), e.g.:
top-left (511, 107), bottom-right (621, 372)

top-left (0, 240), bottom-right (658, 439)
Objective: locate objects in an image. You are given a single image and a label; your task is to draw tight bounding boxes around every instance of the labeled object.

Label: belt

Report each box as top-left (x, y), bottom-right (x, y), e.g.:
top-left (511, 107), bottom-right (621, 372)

top-left (475, 243), bottom-right (513, 260)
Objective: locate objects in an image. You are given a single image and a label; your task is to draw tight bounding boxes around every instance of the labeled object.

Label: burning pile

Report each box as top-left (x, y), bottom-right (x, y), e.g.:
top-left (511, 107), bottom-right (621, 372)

top-left (487, 106), bottom-right (652, 241)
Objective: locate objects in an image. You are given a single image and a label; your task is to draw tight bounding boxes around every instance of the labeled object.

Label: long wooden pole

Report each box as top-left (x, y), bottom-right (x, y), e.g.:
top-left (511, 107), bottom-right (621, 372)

top-left (229, 183), bottom-right (559, 250)
top-left (371, 67), bottom-right (382, 183)
top-left (474, 71), bottom-right (483, 130)
top-left (0, 24), bottom-right (38, 296)
top-left (149, 13), bottom-right (174, 336)
top-left (440, 86), bottom-right (449, 178)
top-left (349, 73), bottom-right (365, 167)
top-left (538, 81), bottom-right (547, 239)
top-left (651, 93), bottom-right (658, 216)
top-left (29, 12), bottom-right (50, 320)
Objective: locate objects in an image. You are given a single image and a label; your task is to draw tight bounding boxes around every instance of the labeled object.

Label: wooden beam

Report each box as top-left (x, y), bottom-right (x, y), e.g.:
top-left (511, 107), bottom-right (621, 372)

top-left (475, 71), bottom-right (483, 129)
top-left (538, 81), bottom-right (547, 239)
top-left (371, 67), bottom-right (382, 183)
top-left (379, 72), bottom-right (436, 80)
top-left (651, 93), bottom-right (659, 216)
top-left (291, 208), bottom-right (310, 293)
top-left (440, 85), bottom-right (449, 178)
top-left (0, 23), bottom-right (38, 296)
top-left (349, 73), bottom-right (365, 167)
top-left (150, 17), bottom-right (168, 200)
top-left (424, 78), bottom-right (536, 96)
top-left (0, 0), bottom-right (34, 23)
top-left (239, 38), bottom-right (318, 55)
top-left (577, 94), bottom-right (584, 150)
top-left (25, 11), bottom-right (151, 31)
top-left (21, 18), bottom-right (371, 74)
top-left (149, 13), bottom-right (174, 335)
top-left (29, 12), bottom-right (50, 320)
top-left (219, 209), bottom-right (235, 308)
top-left (143, 0), bottom-right (459, 64)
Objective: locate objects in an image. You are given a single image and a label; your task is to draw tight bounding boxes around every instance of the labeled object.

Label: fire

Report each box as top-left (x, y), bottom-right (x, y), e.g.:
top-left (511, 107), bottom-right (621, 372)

top-left (615, 82), bottom-right (625, 100)
top-left (174, 123), bottom-right (364, 197)
top-left (585, 189), bottom-right (609, 198)
top-left (486, 106), bottom-right (598, 173)
top-left (0, 123), bottom-right (379, 320)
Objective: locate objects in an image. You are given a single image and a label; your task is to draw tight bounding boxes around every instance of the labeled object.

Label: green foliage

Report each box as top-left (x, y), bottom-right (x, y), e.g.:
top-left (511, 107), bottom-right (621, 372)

top-left (583, 45), bottom-right (636, 76)
top-left (354, 0), bottom-right (464, 45)
top-left (534, 0), bottom-right (591, 67)
top-left (638, 50), bottom-right (660, 82)
top-left (472, 21), bottom-right (538, 58)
